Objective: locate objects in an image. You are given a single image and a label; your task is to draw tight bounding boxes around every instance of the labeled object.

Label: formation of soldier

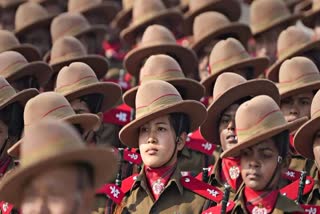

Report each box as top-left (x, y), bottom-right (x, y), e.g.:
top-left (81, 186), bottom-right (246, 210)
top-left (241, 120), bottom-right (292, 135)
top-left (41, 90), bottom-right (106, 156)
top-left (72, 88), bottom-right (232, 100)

top-left (0, 0), bottom-right (319, 213)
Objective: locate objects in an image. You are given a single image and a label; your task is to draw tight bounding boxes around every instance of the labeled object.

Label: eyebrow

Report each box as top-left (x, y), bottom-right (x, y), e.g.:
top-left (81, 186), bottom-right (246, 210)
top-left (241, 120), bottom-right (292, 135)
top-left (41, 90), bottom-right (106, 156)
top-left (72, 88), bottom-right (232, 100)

top-left (155, 122), bottom-right (168, 125)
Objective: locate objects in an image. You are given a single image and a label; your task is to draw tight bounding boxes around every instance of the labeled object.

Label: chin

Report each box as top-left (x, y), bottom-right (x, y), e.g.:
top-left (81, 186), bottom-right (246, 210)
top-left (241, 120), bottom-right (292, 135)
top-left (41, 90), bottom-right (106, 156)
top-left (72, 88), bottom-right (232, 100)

top-left (245, 182), bottom-right (264, 191)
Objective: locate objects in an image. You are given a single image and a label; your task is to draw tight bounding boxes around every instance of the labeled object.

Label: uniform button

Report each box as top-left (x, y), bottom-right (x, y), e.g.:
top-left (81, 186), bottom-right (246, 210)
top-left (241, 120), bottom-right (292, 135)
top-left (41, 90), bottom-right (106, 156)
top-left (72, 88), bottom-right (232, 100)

top-left (282, 193), bottom-right (287, 196)
top-left (305, 179), bottom-right (311, 185)
top-left (185, 178), bottom-right (190, 183)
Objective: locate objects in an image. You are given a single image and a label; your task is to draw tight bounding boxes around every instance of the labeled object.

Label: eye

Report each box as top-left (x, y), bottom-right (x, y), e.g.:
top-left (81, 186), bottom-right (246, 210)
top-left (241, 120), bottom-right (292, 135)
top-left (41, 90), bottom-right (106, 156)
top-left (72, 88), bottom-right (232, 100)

top-left (139, 127), bottom-right (148, 133)
top-left (158, 126), bottom-right (167, 132)
top-left (301, 99), bottom-right (311, 105)
top-left (241, 149), bottom-right (250, 157)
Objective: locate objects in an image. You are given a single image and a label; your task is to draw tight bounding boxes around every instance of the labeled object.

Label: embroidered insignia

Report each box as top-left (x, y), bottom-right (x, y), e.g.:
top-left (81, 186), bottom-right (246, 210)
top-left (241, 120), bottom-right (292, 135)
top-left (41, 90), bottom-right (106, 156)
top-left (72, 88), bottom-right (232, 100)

top-left (110, 186), bottom-right (120, 198)
top-left (152, 179), bottom-right (165, 195)
top-left (300, 205), bottom-right (320, 214)
top-left (116, 112), bottom-right (127, 122)
top-left (252, 206), bottom-right (268, 214)
top-left (202, 142), bottom-right (212, 151)
top-left (229, 166), bottom-right (240, 180)
top-left (207, 188), bottom-right (219, 197)
top-left (286, 170), bottom-right (295, 178)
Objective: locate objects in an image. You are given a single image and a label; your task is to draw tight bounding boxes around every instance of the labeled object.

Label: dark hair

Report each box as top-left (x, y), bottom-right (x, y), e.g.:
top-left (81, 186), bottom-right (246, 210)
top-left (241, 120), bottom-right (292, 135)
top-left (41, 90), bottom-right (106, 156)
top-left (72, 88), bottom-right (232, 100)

top-left (169, 113), bottom-right (190, 137)
top-left (303, 50), bottom-right (320, 71)
top-left (0, 103), bottom-right (24, 139)
top-left (271, 130), bottom-right (290, 159)
top-left (75, 162), bottom-right (94, 190)
top-left (79, 93), bottom-right (104, 114)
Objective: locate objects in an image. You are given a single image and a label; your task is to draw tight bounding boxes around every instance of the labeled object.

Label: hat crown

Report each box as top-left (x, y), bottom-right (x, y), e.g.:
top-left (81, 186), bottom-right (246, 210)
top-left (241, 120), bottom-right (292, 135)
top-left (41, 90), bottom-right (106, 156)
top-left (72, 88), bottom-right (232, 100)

top-left (135, 80), bottom-right (183, 119)
top-left (0, 0), bottom-right (23, 8)
top-left (0, 51), bottom-right (28, 78)
top-left (279, 57), bottom-right (319, 83)
top-left (51, 13), bottom-right (90, 43)
top-left (209, 38), bottom-right (250, 74)
top-left (15, 2), bottom-right (49, 32)
top-left (193, 12), bottom-right (231, 41)
top-left (50, 36), bottom-right (87, 65)
top-left (0, 30), bottom-right (20, 52)
top-left (132, 0), bottom-right (166, 24)
top-left (55, 62), bottom-right (99, 94)
top-left (68, 0), bottom-right (102, 13)
top-left (23, 92), bottom-right (77, 126)
top-left (21, 120), bottom-right (85, 167)
top-left (0, 76), bottom-right (19, 105)
top-left (140, 25), bottom-right (176, 47)
top-left (188, 0), bottom-right (214, 12)
top-left (277, 26), bottom-right (313, 59)
top-left (123, 0), bottom-right (134, 10)
top-left (140, 54), bottom-right (184, 83)
top-left (250, 0), bottom-right (290, 34)
top-left (311, 89), bottom-right (320, 119)
top-left (213, 72), bottom-right (246, 100)
top-left (236, 95), bottom-right (286, 143)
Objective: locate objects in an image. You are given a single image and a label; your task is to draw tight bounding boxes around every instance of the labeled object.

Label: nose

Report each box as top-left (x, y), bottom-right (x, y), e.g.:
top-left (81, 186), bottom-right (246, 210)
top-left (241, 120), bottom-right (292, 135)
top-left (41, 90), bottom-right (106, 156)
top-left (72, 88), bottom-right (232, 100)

top-left (248, 156), bottom-right (260, 169)
top-left (147, 131), bottom-right (157, 144)
top-left (289, 103), bottom-right (299, 116)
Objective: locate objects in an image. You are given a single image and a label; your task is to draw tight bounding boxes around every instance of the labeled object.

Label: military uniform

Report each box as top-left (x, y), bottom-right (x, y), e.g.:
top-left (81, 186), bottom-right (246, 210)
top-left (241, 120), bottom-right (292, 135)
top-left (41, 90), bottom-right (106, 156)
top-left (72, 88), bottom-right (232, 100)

top-left (114, 165), bottom-right (207, 214)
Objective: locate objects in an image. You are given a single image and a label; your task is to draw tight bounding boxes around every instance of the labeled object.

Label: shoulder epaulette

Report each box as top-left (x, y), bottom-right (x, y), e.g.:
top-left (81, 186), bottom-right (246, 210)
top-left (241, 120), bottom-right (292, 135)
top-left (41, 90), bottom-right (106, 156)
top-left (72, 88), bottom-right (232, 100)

top-left (185, 130), bottom-right (216, 156)
top-left (96, 183), bottom-right (124, 205)
top-left (123, 148), bottom-right (142, 165)
top-left (299, 204), bottom-right (320, 214)
top-left (201, 201), bottom-right (235, 214)
top-left (282, 169), bottom-right (302, 181)
top-left (180, 175), bottom-right (223, 203)
top-left (120, 173), bottom-right (139, 194)
top-left (103, 104), bottom-right (133, 126)
top-left (0, 201), bottom-right (13, 214)
top-left (280, 175), bottom-right (314, 200)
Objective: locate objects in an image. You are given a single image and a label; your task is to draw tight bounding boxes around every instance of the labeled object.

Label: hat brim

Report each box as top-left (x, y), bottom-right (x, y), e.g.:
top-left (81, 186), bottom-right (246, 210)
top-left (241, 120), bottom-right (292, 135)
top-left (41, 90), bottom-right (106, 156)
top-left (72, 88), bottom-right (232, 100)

top-left (50, 55), bottom-right (109, 79)
top-left (120, 9), bottom-right (183, 46)
top-left (8, 113), bottom-right (100, 158)
top-left (9, 44), bottom-right (41, 62)
top-left (0, 88), bottom-right (39, 111)
top-left (267, 40), bottom-right (320, 82)
top-left (123, 78), bottom-right (205, 108)
top-left (0, 146), bottom-right (119, 206)
top-left (111, 8), bottom-right (132, 29)
top-left (293, 116), bottom-right (320, 160)
top-left (124, 44), bottom-right (198, 78)
top-left (1, 0), bottom-right (24, 9)
top-left (201, 57), bottom-right (269, 95)
top-left (184, 0), bottom-right (241, 35)
top-left (80, 2), bottom-right (120, 24)
top-left (14, 16), bottom-right (55, 38)
top-left (200, 80), bottom-right (280, 144)
top-left (220, 117), bottom-right (308, 158)
top-left (279, 80), bottom-right (320, 99)
top-left (6, 61), bottom-right (53, 87)
top-left (62, 82), bottom-right (122, 113)
top-left (252, 14), bottom-right (300, 36)
top-left (119, 100), bottom-right (207, 148)
top-left (191, 23), bottom-right (252, 54)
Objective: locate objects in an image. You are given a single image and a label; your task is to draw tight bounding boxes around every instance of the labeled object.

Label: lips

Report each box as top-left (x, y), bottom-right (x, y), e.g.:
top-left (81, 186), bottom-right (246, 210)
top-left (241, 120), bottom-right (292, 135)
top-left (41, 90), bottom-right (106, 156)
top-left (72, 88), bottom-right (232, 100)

top-left (146, 148), bottom-right (158, 155)
top-left (286, 115), bottom-right (298, 123)
top-left (226, 132), bottom-right (238, 143)
top-left (246, 171), bottom-right (260, 180)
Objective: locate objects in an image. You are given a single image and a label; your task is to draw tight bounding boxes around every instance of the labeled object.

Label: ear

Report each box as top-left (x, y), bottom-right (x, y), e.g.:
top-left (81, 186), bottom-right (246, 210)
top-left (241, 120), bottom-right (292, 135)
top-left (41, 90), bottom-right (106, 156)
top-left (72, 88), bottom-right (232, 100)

top-left (176, 132), bottom-right (187, 151)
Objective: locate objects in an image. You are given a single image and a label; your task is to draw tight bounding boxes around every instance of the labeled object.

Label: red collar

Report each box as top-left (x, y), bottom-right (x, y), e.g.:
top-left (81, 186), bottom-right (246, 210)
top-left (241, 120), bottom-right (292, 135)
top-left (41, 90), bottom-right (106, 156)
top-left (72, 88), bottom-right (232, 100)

top-left (220, 157), bottom-right (242, 191)
top-left (144, 164), bottom-right (176, 200)
top-left (244, 187), bottom-right (279, 214)
top-left (289, 134), bottom-right (298, 155)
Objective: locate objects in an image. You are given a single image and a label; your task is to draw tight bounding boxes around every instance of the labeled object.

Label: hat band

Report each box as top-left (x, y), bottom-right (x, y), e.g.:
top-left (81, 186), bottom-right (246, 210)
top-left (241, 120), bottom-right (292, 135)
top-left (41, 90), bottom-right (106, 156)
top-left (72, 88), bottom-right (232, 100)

top-left (0, 84), bottom-right (17, 105)
top-left (140, 69), bottom-right (185, 83)
top-left (237, 110), bottom-right (286, 143)
top-left (50, 52), bottom-right (85, 65)
top-left (252, 13), bottom-right (291, 33)
top-left (55, 75), bottom-right (99, 95)
top-left (278, 40), bottom-right (310, 60)
top-left (21, 140), bottom-right (83, 167)
top-left (70, 2), bottom-right (99, 13)
top-left (136, 93), bottom-right (182, 118)
top-left (210, 51), bottom-right (249, 74)
top-left (24, 105), bottom-right (76, 126)
top-left (278, 72), bottom-right (320, 94)
top-left (0, 60), bottom-right (26, 78)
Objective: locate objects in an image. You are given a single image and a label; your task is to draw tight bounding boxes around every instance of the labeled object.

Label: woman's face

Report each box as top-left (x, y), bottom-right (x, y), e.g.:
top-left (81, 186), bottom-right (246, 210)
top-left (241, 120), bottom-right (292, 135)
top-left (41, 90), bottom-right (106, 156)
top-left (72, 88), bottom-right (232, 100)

top-left (219, 104), bottom-right (239, 151)
top-left (240, 139), bottom-right (281, 191)
top-left (138, 115), bottom-right (185, 168)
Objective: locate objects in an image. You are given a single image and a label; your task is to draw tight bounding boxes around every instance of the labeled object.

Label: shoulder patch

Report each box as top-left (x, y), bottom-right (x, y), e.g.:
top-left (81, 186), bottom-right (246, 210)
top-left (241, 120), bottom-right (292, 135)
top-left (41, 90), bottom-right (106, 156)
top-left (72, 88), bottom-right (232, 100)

top-left (299, 204), bottom-right (320, 214)
top-left (123, 148), bottom-right (142, 165)
top-left (96, 183), bottom-right (125, 205)
top-left (0, 201), bottom-right (14, 214)
top-left (180, 175), bottom-right (223, 203)
top-left (280, 175), bottom-right (314, 200)
top-left (121, 173), bottom-right (139, 194)
top-left (185, 130), bottom-right (216, 155)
